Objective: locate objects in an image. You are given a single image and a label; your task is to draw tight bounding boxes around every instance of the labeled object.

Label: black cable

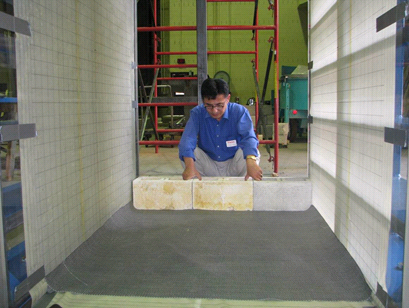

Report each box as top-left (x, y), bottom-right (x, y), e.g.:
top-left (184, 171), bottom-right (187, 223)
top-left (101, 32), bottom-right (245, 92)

top-left (252, 0), bottom-right (258, 39)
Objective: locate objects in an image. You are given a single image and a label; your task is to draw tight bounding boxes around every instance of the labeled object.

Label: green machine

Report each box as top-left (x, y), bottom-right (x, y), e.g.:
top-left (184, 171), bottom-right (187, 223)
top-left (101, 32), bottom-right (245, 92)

top-left (278, 66), bottom-right (308, 142)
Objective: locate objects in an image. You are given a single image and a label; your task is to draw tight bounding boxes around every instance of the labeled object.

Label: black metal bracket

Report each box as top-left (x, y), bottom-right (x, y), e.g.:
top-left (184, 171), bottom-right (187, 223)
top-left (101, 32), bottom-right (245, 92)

top-left (0, 124), bottom-right (36, 142)
top-left (376, 2), bottom-right (408, 32)
top-left (384, 127), bottom-right (408, 147)
top-left (0, 12), bottom-right (31, 36)
top-left (14, 266), bottom-right (45, 304)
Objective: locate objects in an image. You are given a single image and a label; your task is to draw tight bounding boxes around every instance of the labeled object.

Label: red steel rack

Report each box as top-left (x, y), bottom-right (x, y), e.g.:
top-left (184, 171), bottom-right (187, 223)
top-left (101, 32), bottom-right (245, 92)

top-left (137, 0), bottom-right (279, 172)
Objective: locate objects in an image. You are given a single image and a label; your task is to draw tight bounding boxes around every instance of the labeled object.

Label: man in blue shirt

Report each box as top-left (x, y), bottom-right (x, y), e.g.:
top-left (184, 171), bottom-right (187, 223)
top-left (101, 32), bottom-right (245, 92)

top-left (178, 78), bottom-right (263, 181)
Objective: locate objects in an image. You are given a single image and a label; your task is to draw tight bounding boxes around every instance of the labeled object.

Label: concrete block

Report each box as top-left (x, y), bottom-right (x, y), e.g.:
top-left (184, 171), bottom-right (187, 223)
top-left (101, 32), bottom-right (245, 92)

top-left (133, 176), bottom-right (311, 212)
top-left (273, 123), bottom-right (289, 145)
top-left (264, 124), bottom-right (274, 139)
top-left (262, 123), bottom-right (289, 144)
top-left (278, 123), bottom-right (289, 135)
top-left (193, 177), bottom-right (253, 211)
top-left (266, 114), bottom-right (275, 125)
top-left (262, 104), bottom-right (273, 115)
top-left (133, 176), bottom-right (192, 210)
top-left (253, 178), bottom-right (311, 211)
top-left (244, 105), bottom-right (256, 116)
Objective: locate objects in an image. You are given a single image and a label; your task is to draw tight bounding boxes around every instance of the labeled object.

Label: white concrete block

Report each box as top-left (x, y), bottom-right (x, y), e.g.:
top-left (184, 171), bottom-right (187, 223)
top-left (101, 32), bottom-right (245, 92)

top-left (133, 176), bottom-right (192, 210)
top-left (274, 123), bottom-right (289, 145)
top-left (193, 177), bottom-right (253, 211)
top-left (253, 178), bottom-right (312, 211)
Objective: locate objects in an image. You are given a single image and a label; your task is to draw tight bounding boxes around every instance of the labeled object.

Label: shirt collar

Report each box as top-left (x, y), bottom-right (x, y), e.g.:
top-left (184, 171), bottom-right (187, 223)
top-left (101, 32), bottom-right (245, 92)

top-left (203, 102), bottom-right (230, 120)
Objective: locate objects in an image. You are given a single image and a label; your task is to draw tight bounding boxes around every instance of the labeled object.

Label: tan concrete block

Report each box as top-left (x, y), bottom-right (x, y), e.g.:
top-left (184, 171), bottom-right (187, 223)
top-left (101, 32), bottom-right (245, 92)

top-left (193, 177), bottom-right (253, 211)
top-left (133, 176), bottom-right (192, 210)
top-left (244, 105), bottom-right (256, 116)
top-left (251, 115), bottom-right (256, 128)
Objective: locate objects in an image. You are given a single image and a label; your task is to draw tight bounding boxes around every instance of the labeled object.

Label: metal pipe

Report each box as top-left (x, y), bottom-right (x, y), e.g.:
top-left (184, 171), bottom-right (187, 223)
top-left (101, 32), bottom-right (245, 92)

top-left (209, 50), bottom-right (256, 54)
top-left (157, 50), bottom-right (256, 55)
top-left (139, 140), bottom-right (180, 145)
top-left (134, 0), bottom-right (139, 178)
top-left (139, 64), bottom-right (197, 69)
top-left (138, 102), bottom-right (197, 107)
top-left (404, 153), bottom-right (409, 308)
top-left (153, 0), bottom-right (158, 97)
top-left (209, 25), bottom-right (275, 30)
top-left (254, 7), bottom-right (259, 127)
top-left (273, 0), bottom-right (279, 173)
top-left (0, 190), bottom-right (8, 308)
top-left (138, 25), bottom-right (196, 31)
top-left (157, 51), bottom-right (197, 55)
top-left (259, 140), bottom-right (277, 144)
top-left (158, 77), bottom-right (197, 81)
top-left (140, 139), bottom-right (277, 146)
top-left (142, 84), bottom-right (172, 90)
top-left (207, 0), bottom-right (254, 2)
top-left (142, 84), bottom-right (172, 97)
top-left (154, 106), bottom-right (159, 152)
top-left (138, 25), bottom-right (276, 32)
top-left (139, 68), bottom-right (160, 140)
top-left (157, 129), bottom-right (185, 133)
top-left (197, 0), bottom-right (208, 105)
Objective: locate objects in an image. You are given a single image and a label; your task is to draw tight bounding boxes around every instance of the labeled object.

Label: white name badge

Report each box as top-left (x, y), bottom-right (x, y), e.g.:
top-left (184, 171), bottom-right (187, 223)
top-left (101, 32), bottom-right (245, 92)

top-left (226, 140), bottom-right (237, 147)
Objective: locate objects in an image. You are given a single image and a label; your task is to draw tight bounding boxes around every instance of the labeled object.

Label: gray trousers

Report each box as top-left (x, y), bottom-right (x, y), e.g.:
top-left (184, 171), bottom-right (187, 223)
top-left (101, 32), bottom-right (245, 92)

top-left (183, 147), bottom-right (260, 177)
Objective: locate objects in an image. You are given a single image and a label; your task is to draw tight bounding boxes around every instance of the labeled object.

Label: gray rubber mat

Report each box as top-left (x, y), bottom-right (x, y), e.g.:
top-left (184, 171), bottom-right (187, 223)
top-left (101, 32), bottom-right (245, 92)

top-left (46, 204), bottom-right (371, 301)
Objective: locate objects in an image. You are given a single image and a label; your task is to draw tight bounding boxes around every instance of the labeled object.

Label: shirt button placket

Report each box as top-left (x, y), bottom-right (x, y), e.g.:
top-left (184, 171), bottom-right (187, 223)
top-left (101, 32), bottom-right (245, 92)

top-left (216, 123), bottom-right (221, 159)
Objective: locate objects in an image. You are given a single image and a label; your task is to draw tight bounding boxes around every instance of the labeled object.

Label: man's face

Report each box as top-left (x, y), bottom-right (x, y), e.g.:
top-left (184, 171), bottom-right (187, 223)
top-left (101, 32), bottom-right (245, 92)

top-left (203, 94), bottom-right (230, 121)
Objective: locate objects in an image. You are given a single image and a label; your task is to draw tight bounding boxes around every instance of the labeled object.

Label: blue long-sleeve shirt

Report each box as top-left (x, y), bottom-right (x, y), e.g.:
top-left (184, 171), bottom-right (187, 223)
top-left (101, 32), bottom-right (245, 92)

top-left (178, 103), bottom-right (259, 162)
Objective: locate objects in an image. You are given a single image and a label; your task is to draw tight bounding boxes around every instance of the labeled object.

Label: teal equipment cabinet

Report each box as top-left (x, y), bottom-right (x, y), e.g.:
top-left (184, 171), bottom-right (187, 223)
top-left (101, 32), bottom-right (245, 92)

top-left (278, 74), bottom-right (308, 141)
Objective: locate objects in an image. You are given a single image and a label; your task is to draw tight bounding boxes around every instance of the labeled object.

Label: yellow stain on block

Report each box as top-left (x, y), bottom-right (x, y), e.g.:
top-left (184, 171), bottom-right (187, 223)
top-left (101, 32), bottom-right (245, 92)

top-left (193, 178), bottom-right (253, 211)
top-left (133, 176), bottom-right (192, 210)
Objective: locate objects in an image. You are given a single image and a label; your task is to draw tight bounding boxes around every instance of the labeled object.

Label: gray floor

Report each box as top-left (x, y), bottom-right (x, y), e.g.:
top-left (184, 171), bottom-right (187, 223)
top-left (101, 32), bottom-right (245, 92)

top-left (45, 203), bottom-right (371, 302)
top-left (37, 139), bottom-right (378, 307)
top-left (138, 139), bottom-right (308, 178)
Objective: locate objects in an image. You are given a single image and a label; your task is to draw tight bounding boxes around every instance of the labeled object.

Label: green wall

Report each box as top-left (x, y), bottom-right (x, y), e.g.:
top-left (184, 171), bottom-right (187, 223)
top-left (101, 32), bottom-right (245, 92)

top-left (159, 0), bottom-right (307, 104)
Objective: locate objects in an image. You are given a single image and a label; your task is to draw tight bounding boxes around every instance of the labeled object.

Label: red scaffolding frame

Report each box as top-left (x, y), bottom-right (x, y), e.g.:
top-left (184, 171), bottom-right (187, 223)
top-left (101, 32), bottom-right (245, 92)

top-left (137, 0), bottom-right (279, 172)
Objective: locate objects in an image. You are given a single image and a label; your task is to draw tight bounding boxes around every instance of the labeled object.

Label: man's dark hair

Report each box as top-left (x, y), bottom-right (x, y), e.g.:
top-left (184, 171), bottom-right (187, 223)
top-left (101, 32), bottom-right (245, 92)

top-left (201, 78), bottom-right (229, 100)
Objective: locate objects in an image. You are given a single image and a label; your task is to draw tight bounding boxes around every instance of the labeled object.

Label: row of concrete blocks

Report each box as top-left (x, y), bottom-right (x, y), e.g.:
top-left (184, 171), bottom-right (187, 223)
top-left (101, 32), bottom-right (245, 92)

top-left (133, 176), bottom-right (312, 211)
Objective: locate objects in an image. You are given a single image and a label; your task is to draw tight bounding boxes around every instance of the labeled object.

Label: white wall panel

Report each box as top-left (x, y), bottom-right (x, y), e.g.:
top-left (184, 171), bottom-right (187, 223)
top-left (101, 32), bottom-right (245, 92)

top-left (310, 0), bottom-right (336, 29)
top-left (14, 0), bottom-right (135, 275)
top-left (310, 0), bottom-right (396, 291)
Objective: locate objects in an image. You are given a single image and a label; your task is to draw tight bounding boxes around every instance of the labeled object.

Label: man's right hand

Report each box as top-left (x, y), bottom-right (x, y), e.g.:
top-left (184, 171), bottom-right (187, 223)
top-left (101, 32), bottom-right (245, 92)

top-left (182, 157), bottom-right (202, 180)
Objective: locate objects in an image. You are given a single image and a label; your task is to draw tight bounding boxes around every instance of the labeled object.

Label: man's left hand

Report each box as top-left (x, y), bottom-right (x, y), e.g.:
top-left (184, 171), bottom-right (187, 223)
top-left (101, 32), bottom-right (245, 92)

top-left (244, 159), bottom-right (263, 181)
